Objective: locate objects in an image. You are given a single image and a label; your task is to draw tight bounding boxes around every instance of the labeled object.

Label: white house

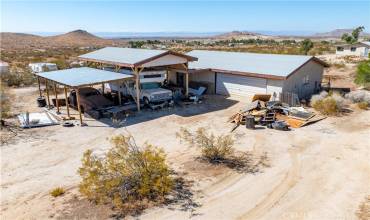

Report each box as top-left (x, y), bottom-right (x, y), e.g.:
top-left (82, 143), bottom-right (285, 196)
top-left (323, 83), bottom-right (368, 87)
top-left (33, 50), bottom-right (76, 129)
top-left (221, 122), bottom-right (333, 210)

top-left (0, 61), bottom-right (9, 74)
top-left (168, 50), bottom-right (328, 100)
top-left (29, 63), bottom-right (58, 73)
top-left (336, 41), bottom-right (370, 57)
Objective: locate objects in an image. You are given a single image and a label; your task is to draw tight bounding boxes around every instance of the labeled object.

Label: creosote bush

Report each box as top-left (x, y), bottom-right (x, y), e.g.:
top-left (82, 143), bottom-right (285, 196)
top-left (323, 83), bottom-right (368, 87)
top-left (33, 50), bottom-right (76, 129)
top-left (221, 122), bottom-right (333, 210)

top-left (50, 187), bottom-right (65, 197)
top-left (357, 102), bottom-right (369, 110)
top-left (176, 127), bottom-right (234, 162)
top-left (311, 91), bottom-right (346, 116)
top-left (78, 135), bottom-right (173, 215)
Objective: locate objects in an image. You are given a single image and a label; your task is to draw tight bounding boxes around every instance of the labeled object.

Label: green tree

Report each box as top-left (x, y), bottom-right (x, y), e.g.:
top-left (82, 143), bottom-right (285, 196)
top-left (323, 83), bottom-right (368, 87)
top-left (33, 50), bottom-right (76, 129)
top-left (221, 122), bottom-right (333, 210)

top-left (341, 26), bottom-right (365, 44)
top-left (300, 39), bottom-right (314, 55)
top-left (355, 60), bottom-right (370, 88)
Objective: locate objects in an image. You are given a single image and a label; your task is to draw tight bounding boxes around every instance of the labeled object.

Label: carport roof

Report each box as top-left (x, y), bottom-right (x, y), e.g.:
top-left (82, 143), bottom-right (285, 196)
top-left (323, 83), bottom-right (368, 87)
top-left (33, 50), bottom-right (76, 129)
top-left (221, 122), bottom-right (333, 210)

top-left (79, 47), bottom-right (197, 67)
top-left (187, 50), bottom-right (328, 79)
top-left (35, 67), bottom-right (133, 88)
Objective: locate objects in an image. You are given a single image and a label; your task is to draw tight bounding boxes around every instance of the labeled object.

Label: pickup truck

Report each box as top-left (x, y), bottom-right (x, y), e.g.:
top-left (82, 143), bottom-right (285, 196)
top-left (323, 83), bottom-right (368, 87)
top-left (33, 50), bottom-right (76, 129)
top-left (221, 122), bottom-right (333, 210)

top-left (105, 70), bottom-right (173, 105)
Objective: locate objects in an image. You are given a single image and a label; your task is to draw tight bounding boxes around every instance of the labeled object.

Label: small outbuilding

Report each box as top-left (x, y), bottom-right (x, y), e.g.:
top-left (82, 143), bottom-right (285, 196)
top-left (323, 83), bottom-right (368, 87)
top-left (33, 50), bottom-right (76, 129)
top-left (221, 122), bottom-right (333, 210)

top-left (173, 50), bottom-right (328, 100)
top-left (336, 41), bottom-right (370, 57)
top-left (0, 61), bottom-right (9, 74)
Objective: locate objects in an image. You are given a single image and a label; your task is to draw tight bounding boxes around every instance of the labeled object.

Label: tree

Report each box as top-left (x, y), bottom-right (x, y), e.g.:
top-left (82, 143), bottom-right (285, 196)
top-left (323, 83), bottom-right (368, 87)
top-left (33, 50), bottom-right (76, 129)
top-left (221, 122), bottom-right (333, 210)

top-left (355, 60), bottom-right (370, 88)
top-left (300, 39), bottom-right (314, 55)
top-left (341, 26), bottom-right (365, 44)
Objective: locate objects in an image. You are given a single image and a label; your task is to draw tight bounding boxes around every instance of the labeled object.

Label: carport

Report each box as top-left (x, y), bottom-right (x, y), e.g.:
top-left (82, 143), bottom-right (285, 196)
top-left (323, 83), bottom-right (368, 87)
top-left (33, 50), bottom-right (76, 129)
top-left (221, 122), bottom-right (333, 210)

top-left (78, 47), bottom-right (197, 111)
top-left (35, 67), bottom-right (133, 125)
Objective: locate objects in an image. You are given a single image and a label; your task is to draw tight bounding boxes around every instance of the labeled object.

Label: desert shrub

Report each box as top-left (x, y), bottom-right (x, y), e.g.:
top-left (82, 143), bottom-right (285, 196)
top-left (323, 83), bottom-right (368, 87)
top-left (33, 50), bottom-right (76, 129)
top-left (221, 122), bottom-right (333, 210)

top-left (2, 68), bottom-right (35, 87)
top-left (312, 97), bottom-right (339, 115)
top-left (50, 187), bottom-right (65, 197)
top-left (310, 91), bottom-right (328, 106)
top-left (357, 195), bottom-right (370, 220)
top-left (78, 135), bottom-right (173, 214)
top-left (176, 127), bottom-right (234, 161)
top-left (345, 90), bottom-right (370, 104)
top-left (0, 82), bottom-right (12, 119)
top-left (311, 91), bottom-right (349, 115)
top-left (332, 63), bottom-right (346, 69)
top-left (355, 60), bottom-right (370, 88)
top-left (357, 102), bottom-right (368, 110)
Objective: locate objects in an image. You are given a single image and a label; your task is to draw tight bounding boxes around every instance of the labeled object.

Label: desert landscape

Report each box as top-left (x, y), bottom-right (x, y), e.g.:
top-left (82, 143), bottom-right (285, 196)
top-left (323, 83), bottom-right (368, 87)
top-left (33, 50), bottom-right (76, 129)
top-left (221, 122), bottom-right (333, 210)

top-left (1, 1), bottom-right (370, 219)
top-left (1, 85), bottom-right (370, 219)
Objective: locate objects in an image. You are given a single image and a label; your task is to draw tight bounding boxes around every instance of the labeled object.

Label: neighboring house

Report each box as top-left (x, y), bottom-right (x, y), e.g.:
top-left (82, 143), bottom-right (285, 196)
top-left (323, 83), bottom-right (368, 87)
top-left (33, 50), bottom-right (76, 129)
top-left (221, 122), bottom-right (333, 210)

top-left (0, 61), bottom-right (9, 74)
top-left (336, 41), bottom-right (370, 57)
top-left (29, 63), bottom-right (58, 73)
top-left (170, 50), bottom-right (328, 100)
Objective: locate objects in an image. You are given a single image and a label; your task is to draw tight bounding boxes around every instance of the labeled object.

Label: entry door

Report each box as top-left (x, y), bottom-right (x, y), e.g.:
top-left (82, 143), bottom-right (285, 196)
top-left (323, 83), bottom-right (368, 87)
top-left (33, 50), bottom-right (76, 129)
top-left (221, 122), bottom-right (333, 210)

top-left (216, 73), bottom-right (267, 98)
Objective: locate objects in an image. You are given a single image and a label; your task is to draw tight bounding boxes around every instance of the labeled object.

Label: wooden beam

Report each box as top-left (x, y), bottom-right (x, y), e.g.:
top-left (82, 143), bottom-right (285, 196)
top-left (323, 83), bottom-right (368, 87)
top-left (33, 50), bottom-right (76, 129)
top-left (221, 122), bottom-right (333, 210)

top-left (184, 63), bottom-right (189, 97)
top-left (118, 90), bottom-right (122, 106)
top-left (45, 79), bottom-right (51, 109)
top-left (54, 83), bottom-right (60, 113)
top-left (64, 86), bottom-right (70, 118)
top-left (76, 88), bottom-right (83, 125)
top-left (135, 67), bottom-right (141, 111)
top-left (37, 77), bottom-right (42, 97)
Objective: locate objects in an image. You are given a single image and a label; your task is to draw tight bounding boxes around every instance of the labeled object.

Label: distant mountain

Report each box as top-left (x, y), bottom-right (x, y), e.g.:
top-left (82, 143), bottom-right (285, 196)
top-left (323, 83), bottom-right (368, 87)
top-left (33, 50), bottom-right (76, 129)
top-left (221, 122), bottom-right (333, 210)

top-left (0, 30), bottom-right (119, 50)
top-left (48, 30), bottom-right (111, 44)
top-left (314, 29), bottom-right (370, 38)
top-left (212, 31), bottom-right (269, 39)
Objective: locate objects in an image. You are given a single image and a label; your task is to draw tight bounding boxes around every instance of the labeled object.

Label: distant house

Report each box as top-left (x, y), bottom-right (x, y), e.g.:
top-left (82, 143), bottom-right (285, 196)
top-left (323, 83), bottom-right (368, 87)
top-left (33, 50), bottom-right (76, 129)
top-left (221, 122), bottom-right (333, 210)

top-left (0, 61), bottom-right (9, 74)
top-left (336, 41), bottom-right (370, 57)
top-left (29, 63), bottom-right (58, 73)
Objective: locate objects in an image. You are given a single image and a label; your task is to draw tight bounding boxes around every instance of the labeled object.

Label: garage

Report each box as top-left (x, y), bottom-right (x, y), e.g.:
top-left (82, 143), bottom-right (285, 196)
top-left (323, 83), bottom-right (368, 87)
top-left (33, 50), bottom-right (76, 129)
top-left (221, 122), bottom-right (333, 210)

top-left (186, 50), bottom-right (328, 100)
top-left (216, 73), bottom-right (267, 97)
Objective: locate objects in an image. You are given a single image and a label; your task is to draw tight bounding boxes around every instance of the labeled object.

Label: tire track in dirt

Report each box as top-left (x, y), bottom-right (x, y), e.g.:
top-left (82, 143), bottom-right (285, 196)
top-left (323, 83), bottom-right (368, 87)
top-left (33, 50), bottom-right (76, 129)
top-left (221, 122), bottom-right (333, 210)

top-left (237, 147), bottom-right (301, 220)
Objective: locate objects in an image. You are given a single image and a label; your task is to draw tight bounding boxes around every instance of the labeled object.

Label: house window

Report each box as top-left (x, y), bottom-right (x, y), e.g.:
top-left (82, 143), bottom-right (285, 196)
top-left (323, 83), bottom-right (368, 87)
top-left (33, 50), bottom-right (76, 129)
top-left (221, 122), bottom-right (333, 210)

top-left (337, 47), bottom-right (344, 51)
top-left (303, 75), bottom-right (310, 85)
top-left (350, 47), bottom-right (357, 52)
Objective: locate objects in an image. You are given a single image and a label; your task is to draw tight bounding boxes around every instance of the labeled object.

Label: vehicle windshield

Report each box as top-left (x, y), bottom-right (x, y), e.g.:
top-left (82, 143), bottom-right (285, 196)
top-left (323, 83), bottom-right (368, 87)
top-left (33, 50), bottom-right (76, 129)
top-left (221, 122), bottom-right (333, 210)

top-left (141, 82), bottom-right (160, 90)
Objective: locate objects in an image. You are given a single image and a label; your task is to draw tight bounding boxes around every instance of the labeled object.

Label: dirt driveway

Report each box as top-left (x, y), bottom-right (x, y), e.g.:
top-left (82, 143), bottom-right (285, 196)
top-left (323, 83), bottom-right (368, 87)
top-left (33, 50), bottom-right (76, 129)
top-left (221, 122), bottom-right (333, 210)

top-left (1, 87), bottom-right (370, 220)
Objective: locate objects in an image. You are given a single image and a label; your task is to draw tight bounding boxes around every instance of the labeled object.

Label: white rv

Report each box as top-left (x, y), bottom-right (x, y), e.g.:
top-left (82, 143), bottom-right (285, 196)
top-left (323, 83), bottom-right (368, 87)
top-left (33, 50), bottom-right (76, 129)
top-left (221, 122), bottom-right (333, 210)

top-left (29, 63), bottom-right (58, 73)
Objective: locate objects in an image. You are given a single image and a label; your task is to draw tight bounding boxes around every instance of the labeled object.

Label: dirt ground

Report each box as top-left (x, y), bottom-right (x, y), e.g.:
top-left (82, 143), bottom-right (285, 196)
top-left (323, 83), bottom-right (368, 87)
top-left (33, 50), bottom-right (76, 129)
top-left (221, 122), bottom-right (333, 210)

top-left (1, 86), bottom-right (370, 220)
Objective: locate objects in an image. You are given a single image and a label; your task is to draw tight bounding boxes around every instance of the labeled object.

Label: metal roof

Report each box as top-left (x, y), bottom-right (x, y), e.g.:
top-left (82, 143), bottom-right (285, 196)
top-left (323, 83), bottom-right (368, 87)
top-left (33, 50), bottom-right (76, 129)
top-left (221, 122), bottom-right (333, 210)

top-left (360, 41), bottom-right (370, 47)
top-left (79, 47), bottom-right (197, 67)
top-left (187, 50), bottom-right (322, 78)
top-left (35, 67), bottom-right (133, 87)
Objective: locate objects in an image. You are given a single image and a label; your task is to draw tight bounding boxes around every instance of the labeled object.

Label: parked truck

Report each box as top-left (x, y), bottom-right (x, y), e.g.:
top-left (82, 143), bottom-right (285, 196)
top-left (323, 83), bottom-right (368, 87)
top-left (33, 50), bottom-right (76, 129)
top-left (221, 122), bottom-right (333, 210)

top-left (104, 68), bottom-right (173, 105)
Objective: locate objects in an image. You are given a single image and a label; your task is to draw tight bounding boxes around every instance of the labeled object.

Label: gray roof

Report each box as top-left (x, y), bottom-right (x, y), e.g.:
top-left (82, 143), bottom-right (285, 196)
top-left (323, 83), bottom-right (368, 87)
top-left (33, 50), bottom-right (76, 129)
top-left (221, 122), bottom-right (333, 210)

top-left (79, 47), bottom-right (167, 66)
top-left (360, 41), bottom-right (370, 47)
top-left (35, 67), bottom-right (133, 87)
top-left (187, 50), bottom-right (319, 78)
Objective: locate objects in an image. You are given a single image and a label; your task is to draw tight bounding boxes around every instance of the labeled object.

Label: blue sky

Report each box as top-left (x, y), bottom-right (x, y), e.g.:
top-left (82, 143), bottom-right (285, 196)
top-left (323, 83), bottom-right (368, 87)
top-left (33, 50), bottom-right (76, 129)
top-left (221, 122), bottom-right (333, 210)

top-left (1, 1), bottom-right (370, 34)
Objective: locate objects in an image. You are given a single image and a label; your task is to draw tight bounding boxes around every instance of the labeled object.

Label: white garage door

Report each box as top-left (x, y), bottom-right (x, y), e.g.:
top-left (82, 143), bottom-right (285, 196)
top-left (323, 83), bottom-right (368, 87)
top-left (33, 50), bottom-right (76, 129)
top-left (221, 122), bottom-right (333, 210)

top-left (216, 73), bottom-right (267, 98)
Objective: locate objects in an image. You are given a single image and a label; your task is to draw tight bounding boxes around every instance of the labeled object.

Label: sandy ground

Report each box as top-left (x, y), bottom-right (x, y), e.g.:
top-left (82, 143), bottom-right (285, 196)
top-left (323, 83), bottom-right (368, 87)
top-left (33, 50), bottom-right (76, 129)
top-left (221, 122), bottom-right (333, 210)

top-left (1, 86), bottom-right (370, 220)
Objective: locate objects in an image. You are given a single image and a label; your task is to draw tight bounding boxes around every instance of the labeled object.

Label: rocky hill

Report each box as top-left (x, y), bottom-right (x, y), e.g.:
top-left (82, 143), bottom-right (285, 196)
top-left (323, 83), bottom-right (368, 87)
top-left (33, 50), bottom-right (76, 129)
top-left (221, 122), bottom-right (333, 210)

top-left (213, 31), bottom-right (271, 40)
top-left (0, 30), bottom-right (118, 50)
top-left (314, 29), bottom-right (370, 38)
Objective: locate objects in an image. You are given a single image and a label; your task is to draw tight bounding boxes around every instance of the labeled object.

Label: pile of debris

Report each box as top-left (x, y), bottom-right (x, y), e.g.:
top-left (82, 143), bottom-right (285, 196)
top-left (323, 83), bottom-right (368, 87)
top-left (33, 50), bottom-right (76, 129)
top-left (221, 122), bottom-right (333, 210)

top-left (229, 94), bottom-right (325, 132)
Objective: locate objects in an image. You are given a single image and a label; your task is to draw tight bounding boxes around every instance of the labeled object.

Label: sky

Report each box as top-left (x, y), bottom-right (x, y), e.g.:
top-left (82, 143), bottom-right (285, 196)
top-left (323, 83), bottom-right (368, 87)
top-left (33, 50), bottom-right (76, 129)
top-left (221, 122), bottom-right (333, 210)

top-left (1, 0), bottom-right (370, 34)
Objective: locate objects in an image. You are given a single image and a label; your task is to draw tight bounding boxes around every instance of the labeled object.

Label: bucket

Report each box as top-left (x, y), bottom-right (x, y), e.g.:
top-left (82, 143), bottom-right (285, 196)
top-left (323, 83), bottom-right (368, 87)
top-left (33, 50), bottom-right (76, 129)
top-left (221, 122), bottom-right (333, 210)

top-left (37, 96), bottom-right (47, 107)
top-left (245, 115), bottom-right (255, 129)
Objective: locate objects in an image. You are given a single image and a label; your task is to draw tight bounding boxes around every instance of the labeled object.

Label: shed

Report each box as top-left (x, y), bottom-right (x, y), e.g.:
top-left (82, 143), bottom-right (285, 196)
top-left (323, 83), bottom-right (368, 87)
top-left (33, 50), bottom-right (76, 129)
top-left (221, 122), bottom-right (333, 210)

top-left (79, 47), bottom-right (197, 110)
top-left (180, 50), bottom-right (328, 100)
